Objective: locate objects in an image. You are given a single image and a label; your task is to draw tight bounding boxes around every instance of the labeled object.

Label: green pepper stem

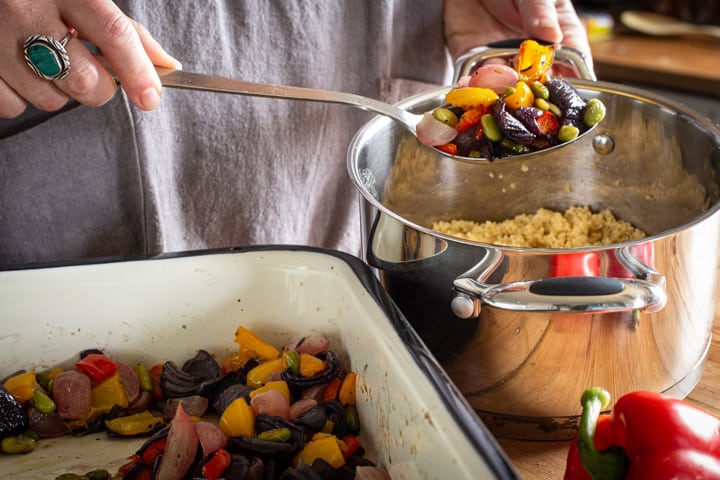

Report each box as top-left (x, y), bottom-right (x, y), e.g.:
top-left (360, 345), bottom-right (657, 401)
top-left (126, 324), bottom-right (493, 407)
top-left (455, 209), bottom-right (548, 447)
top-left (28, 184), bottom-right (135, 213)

top-left (577, 387), bottom-right (627, 480)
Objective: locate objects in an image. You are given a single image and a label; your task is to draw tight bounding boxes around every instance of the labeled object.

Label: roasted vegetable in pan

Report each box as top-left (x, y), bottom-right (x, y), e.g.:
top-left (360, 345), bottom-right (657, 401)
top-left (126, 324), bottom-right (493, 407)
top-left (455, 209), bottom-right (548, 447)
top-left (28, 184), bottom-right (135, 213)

top-left (1, 326), bottom-right (388, 479)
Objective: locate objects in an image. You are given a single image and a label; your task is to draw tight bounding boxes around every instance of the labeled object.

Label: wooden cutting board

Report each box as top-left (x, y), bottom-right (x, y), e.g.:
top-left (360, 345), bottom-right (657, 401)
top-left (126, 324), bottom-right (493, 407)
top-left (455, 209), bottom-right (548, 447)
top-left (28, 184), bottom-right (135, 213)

top-left (590, 34), bottom-right (720, 97)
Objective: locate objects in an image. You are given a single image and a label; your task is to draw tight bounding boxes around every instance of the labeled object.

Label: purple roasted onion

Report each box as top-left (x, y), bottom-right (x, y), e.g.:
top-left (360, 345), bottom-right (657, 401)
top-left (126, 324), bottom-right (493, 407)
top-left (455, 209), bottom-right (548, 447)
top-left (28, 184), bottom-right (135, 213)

top-left (493, 100), bottom-right (535, 146)
top-left (513, 106), bottom-right (544, 136)
top-left (546, 78), bottom-right (587, 128)
top-left (27, 407), bottom-right (68, 438)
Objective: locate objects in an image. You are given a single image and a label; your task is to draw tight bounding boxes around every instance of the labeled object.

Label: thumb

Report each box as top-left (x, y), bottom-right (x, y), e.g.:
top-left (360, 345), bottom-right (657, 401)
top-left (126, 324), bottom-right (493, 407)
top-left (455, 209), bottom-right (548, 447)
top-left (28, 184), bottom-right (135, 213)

top-left (516, 0), bottom-right (593, 71)
top-left (516, 0), bottom-right (564, 44)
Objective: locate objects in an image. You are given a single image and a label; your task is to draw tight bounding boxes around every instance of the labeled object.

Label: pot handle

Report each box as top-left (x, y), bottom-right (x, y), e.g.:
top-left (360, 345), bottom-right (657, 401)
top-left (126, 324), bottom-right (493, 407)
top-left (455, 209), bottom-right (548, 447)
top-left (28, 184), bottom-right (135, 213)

top-left (452, 38), bottom-right (597, 83)
top-left (451, 247), bottom-right (667, 319)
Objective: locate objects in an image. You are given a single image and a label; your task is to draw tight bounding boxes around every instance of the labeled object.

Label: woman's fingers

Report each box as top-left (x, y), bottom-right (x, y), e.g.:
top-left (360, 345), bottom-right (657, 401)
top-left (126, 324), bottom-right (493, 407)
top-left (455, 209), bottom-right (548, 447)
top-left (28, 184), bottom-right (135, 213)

top-left (133, 20), bottom-right (182, 71)
top-left (517, 0), bottom-right (593, 68)
top-left (516, 0), bottom-right (564, 44)
top-left (60, 0), bottom-right (166, 111)
top-left (0, 0), bottom-right (180, 118)
top-left (554, 0), bottom-right (594, 69)
top-left (0, 0), bottom-right (69, 114)
top-left (51, 30), bottom-right (121, 108)
top-left (0, 78), bottom-right (28, 118)
top-left (444, 0), bottom-right (593, 70)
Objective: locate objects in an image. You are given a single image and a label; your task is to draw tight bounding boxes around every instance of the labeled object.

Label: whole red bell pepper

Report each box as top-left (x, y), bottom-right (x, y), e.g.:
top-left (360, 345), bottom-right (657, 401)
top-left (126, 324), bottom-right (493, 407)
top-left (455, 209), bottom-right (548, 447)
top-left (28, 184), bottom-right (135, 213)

top-left (564, 386), bottom-right (720, 479)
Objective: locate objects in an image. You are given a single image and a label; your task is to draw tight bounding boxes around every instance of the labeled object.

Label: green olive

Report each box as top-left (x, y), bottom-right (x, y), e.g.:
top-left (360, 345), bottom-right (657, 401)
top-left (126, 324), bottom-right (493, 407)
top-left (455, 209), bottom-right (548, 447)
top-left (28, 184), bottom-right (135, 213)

top-left (534, 98), bottom-right (550, 111)
top-left (480, 114), bottom-right (502, 142)
top-left (432, 107), bottom-right (459, 127)
top-left (500, 138), bottom-right (526, 154)
top-left (36, 370), bottom-right (51, 391)
top-left (54, 475), bottom-right (87, 480)
top-left (133, 364), bottom-right (154, 392)
top-left (547, 102), bottom-right (563, 118)
top-left (31, 388), bottom-right (56, 413)
top-left (345, 405), bottom-right (360, 434)
top-left (85, 469), bottom-right (110, 480)
top-left (502, 86), bottom-right (516, 97)
top-left (558, 125), bottom-right (580, 143)
top-left (1, 435), bottom-right (36, 455)
top-left (285, 350), bottom-right (300, 375)
top-left (583, 98), bottom-right (607, 126)
top-left (530, 81), bottom-right (549, 100)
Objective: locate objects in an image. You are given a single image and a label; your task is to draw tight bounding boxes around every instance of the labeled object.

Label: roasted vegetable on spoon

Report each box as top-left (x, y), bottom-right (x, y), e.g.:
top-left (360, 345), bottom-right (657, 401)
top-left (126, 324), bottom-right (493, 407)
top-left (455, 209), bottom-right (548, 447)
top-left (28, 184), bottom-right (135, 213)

top-left (417, 39), bottom-right (606, 160)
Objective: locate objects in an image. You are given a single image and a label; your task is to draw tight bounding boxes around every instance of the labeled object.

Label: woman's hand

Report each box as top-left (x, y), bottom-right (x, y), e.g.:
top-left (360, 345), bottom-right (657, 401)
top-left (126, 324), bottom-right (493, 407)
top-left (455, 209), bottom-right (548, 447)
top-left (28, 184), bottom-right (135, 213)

top-left (443, 0), bottom-right (592, 68)
top-left (0, 0), bottom-right (180, 118)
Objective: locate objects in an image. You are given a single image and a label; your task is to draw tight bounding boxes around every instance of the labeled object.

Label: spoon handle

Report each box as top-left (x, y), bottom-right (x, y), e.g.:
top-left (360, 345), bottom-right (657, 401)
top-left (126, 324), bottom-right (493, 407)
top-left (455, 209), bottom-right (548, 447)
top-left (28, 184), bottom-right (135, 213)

top-left (155, 67), bottom-right (423, 131)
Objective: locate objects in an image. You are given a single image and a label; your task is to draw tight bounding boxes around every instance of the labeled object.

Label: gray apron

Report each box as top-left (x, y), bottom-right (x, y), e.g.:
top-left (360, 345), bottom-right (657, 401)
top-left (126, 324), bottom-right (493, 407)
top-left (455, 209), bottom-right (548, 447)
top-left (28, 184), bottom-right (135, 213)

top-left (0, 0), bottom-right (451, 266)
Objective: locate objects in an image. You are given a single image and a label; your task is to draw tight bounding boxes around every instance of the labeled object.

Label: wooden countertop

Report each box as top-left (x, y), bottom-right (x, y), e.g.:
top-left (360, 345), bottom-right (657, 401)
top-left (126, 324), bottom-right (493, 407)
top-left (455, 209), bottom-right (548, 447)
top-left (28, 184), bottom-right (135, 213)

top-left (590, 34), bottom-right (720, 96)
top-left (497, 286), bottom-right (720, 479)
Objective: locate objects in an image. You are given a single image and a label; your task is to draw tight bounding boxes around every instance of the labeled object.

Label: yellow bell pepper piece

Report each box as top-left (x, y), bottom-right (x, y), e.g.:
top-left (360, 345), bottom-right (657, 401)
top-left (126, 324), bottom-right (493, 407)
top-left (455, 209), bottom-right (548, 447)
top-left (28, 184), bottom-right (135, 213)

top-left (3, 371), bottom-right (37, 404)
top-left (234, 326), bottom-right (280, 361)
top-left (516, 39), bottom-right (555, 83)
top-left (219, 397), bottom-right (254, 437)
top-left (91, 372), bottom-right (129, 414)
top-left (445, 87), bottom-right (498, 110)
top-left (104, 411), bottom-right (165, 436)
top-left (299, 353), bottom-right (326, 377)
top-left (224, 348), bottom-right (255, 372)
top-left (503, 81), bottom-right (535, 109)
top-left (338, 372), bottom-right (357, 406)
top-left (46, 367), bottom-right (64, 381)
top-left (246, 357), bottom-right (286, 387)
top-left (294, 433), bottom-right (346, 469)
top-left (249, 380), bottom-right (290, 403)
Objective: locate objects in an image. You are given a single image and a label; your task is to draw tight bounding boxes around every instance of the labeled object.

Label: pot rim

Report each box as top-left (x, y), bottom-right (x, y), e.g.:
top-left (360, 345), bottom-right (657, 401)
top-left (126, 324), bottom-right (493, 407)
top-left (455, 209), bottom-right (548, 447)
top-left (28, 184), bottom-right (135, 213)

top-left (347, 79), bottom-right (720, 253)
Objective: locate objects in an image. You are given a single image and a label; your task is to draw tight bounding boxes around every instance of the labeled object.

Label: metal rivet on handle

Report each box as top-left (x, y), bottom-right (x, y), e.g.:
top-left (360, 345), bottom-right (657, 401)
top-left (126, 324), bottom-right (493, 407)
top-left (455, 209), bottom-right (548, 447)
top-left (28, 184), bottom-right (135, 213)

top-left (593, 134), bottom-right (615, 155)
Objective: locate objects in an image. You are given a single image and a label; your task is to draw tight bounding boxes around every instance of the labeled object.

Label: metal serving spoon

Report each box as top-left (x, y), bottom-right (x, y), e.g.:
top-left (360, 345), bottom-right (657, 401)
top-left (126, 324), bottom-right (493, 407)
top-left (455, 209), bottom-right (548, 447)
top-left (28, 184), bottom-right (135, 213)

top-left (151, 66), bottom-right (593, 164)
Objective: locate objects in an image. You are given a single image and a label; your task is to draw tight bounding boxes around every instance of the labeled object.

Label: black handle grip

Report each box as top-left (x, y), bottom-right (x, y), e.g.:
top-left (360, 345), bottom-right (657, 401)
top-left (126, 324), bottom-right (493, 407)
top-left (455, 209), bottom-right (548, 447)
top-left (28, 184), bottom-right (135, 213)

top-left (529, 276), bottom-right (624, 296)
top-left (486, 38), bottom-right (553, 49)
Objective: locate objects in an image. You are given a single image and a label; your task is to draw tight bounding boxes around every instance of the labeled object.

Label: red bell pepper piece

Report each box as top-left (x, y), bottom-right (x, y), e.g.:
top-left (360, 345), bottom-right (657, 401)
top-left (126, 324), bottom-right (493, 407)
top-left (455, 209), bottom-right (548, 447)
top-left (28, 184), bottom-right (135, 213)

top-left (149, 363), bottom-right (164, 400)
top-left (141, 437), bottom-right (168, 465)
top-left (323, 377), bottom-right (342, 403)
top-left (75, 353), bottom-right (118, 382)
top-left (455, 107), bottom-right (486, 133)
top-left (201, 448), bottom-right (231, 480)
top-left (435, 143), bottom-right (458, 155)
top-left (565, 387), bottom-right (720, 479)
top-left (536, 111), bottom-right (559, 136)
top-left (342, 434), bottom-right (361, 459)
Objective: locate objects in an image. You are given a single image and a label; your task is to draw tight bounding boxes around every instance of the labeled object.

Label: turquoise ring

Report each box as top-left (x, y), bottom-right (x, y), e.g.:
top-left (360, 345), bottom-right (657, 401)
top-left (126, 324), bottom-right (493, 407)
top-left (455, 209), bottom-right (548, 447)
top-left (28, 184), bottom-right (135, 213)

top-left (23, 31), bottom-right (73, 80)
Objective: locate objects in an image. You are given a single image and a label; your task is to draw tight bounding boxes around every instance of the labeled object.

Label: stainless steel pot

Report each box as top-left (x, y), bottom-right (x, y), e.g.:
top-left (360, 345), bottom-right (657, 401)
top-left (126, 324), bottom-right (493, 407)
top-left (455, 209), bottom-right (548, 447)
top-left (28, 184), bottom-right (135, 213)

top-left (347, 77), bottom-right (720, 440)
